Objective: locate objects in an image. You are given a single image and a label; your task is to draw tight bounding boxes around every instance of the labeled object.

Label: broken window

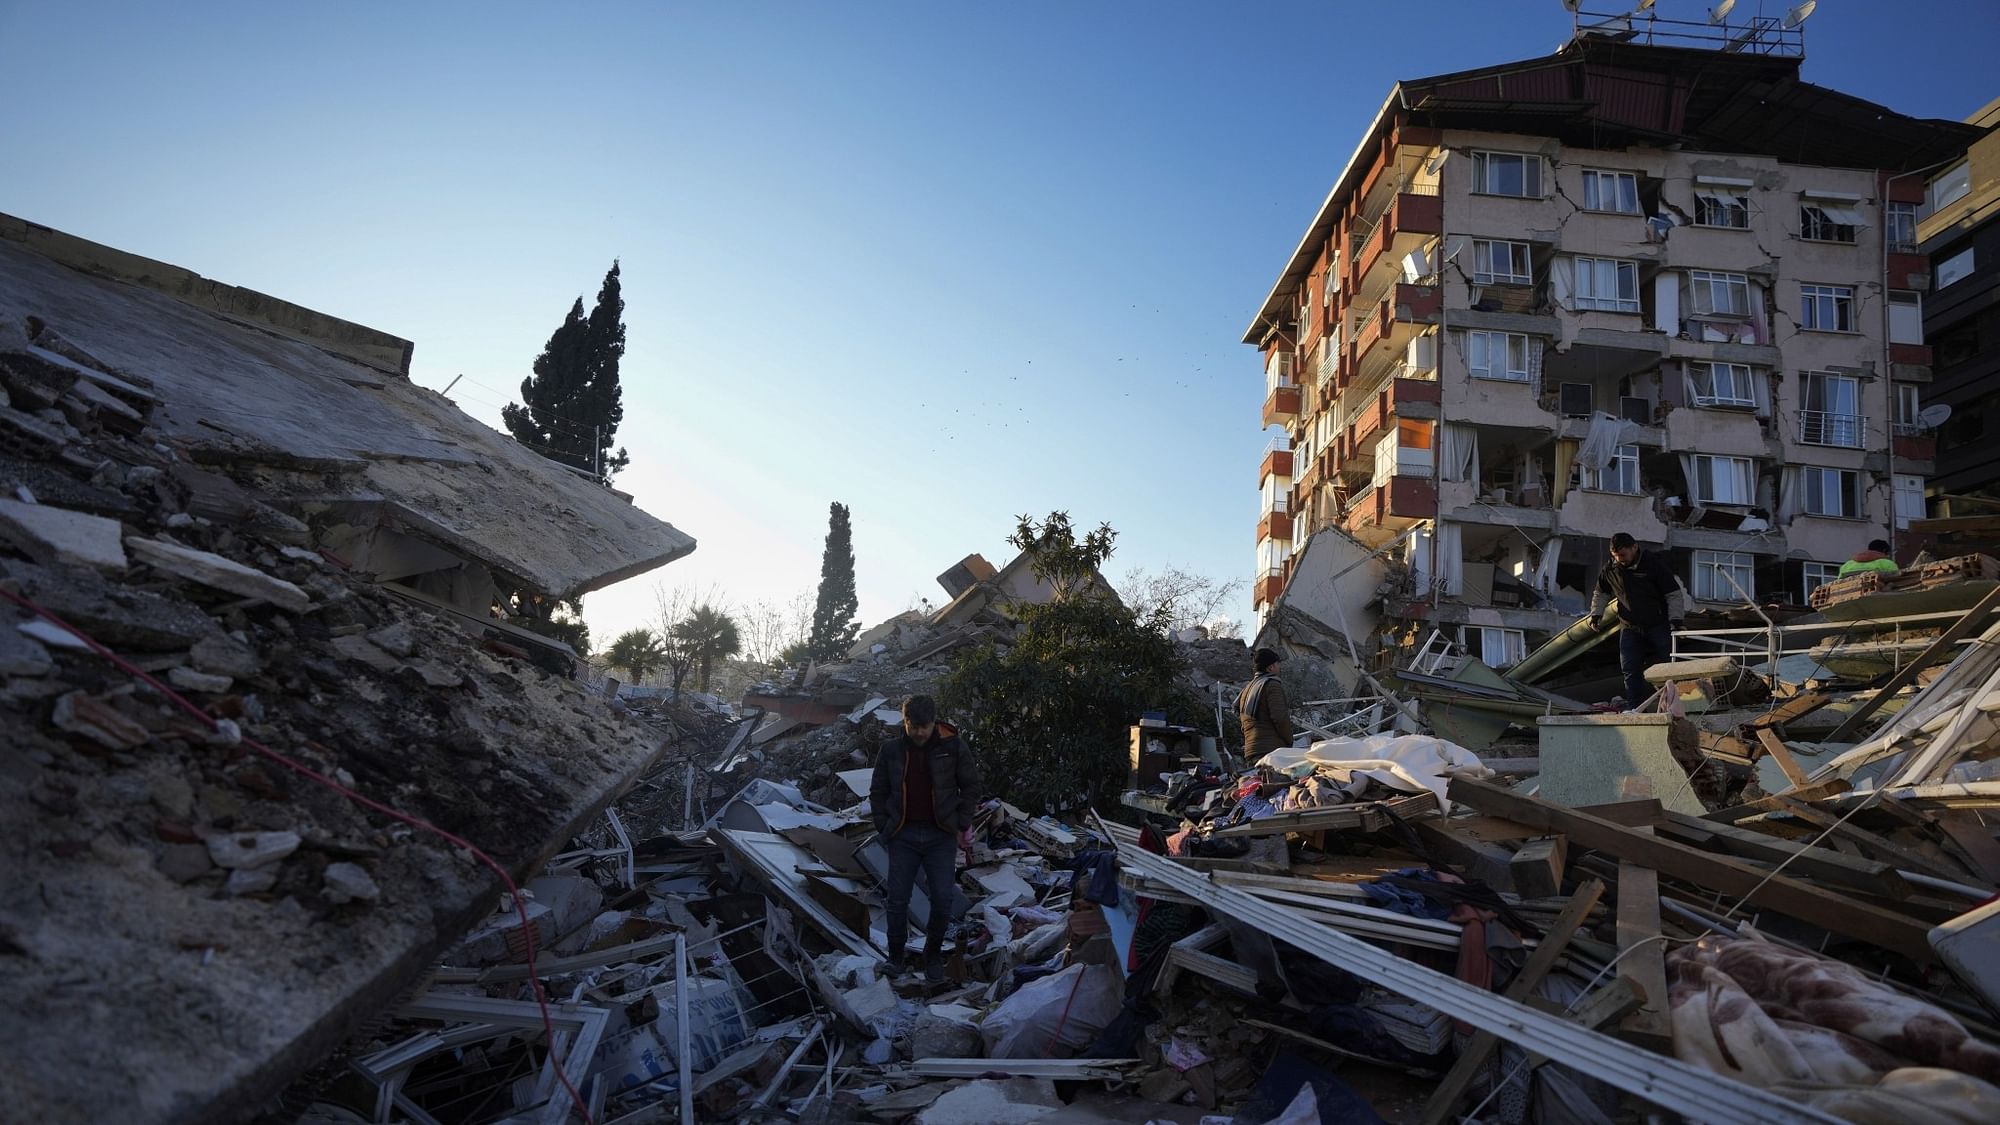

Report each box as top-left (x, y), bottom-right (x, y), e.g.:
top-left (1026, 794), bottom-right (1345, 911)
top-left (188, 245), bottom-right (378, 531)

top-left (1799, 203), bottom-right (1860, 243)
top-left (1802, 466), bottom-right (1861, 518)
top-left (1458, 625), bottom-right (1526, 668)
top-left (1466, 330), bottom-right (1531, 382)
top-left (1692, 549), bottom-right (1755, 601)
top-left (1571, 256), bottom-right (1639, 313)
top-left (1801, 561), bottom-right (1841, 602)
top-left (1689, 362), bottom-right (1757, 408)
top-left (1694, 189), bottom-right (1751, 229)
top-left (1471, 150), bottom-right (1542, 198)
top-left (1582, 169), bottom-right (1640, 214)
top-left (1581, 443), bottom-right (1640, 495)
top-left (1896, 473), bottom-right (1926, 528)
top-left (1687, 270), bottom-right (1749, 317)
top-left (1472, 239), bottom-right (1532, 285)
top-left (1692, 454), bottom-right (1754, 505)
top-left (1887, 201), bottom-right (1918, 253)
top-left (1800, 371), bottom-right (1863, 447)
top-left (1799, 284), bottom-right (1855, 332)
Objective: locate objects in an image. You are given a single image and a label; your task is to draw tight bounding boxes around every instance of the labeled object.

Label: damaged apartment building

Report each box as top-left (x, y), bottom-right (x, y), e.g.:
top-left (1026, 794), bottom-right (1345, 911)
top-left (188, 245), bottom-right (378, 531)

top-left (1248, 30), bottom-right (1981, 668)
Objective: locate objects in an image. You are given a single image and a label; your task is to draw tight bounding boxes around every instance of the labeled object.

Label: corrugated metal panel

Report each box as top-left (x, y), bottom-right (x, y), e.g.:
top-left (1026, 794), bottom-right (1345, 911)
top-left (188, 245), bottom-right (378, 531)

top-left (1428, 66), bottom-right (1572, 105)
top-left (1583, 65), bottom-right (1686, 135)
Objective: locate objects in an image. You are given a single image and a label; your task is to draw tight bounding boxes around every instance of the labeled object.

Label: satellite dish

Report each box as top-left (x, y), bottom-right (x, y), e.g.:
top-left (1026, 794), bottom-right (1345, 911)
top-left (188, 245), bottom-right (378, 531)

top-left (1784, 0), bottom-right (1817, 28)
top-left (1562, 0), bottom-right (1582, 11)
top-left (1637, 0), bottom-right (1657, 8)
top-left (1919, 403), bottom-right (1954, 428)
top-left (1710, 0), bottom-right (1737, 22)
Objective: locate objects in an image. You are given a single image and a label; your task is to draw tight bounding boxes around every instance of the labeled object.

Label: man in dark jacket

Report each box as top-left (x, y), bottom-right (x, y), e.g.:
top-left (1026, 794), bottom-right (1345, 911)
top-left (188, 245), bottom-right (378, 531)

top-left (869, 694), bottom-right (981, 980)
top-left (1237, 648), bottom-right (1296, 760)
top-left (1588, 532), bottom-right (1689, 709)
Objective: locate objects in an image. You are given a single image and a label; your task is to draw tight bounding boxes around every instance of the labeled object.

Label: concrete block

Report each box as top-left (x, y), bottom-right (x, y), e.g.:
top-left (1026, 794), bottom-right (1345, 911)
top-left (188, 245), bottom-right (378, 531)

top-left (125, 536), bottom-right (311, 612)
top-left (1534, 714), bottom-right (1707, 815)
top-left (0, 499), bottom-right (126, 572)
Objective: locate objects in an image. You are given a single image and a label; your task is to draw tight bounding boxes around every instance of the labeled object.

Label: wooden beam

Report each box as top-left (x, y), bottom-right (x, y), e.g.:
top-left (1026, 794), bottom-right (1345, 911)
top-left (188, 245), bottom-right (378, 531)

top-left (1754, 728), bottom-right (1812, 789)
top-left (1574, 799), bottom-right (1666, 827)
top-left (1411, 817), bottom-right (1518, 891)
top-left (1511, 837), bottom-right (1568, 899)
top-left (1705, 779), bottom-right (1852, 825)
top-left (1825, 586), bottom-right (2000, 743)
top-left (1523, 977), bottom-right (1646, 1068)
top-left (1768, 796), bottom-right (1970, 882)
top-left (1417, 879), bottom-right (1606, 1125)
top-left (1614, 863), bottom-right (1672, 1050)
top-left (1448, 779), bottom-right (1935, 963)
top-left (1933, 811), bottom-right (2000, 886)
top-left (1656, 812), bottom-right (1912, 900)
top-left (1746, 692), bottom-right (1834, 731)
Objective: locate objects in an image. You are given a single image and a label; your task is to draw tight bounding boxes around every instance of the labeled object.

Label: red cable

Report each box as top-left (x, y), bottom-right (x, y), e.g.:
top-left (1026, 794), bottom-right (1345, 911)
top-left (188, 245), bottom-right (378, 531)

top-left (2, 588), bottom-right (596, 1124)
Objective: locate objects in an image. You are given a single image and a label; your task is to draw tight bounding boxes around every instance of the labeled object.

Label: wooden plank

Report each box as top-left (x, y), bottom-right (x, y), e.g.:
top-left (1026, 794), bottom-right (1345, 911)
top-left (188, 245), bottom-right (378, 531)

top-left (1656, 813), bottom-right (1912, 900)
top-left (1747, 692), bottom-right (1834, 731)
top-left (1523, 977), bottom-right (1646, 1068)
top-left (1754, 728), bottom-right (1812, 789)
top-left (1511, 837), bottom-right (1568, 899)
top-left (1615, 862), bottom-right (1672, 1050)
top-left (1448, 779), bottom-right (1935, 963)
top-left (1933, 811), bottom-right (2000, 886)
top-left (1826, 586), bottom-right (2000, 743)
top-left (1417, 879), bottom-right (1606, 1125)
top-left (1705, 778), bottom-right (1852, 825)
top-left (1768, 796), bottom-right (1970, 882)
top-left (1575, 799), bottom-right (1665, 827)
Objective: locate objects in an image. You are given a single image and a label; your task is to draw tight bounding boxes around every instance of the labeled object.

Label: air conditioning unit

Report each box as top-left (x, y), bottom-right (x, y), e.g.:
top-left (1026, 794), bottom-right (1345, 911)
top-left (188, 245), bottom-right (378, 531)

top-left (1407, 335), bottom-right (1437, 372)
top-left (1560, 383), bottom-right (1593, 417)
top-left (1621, 396), bottom-right (1652, 425)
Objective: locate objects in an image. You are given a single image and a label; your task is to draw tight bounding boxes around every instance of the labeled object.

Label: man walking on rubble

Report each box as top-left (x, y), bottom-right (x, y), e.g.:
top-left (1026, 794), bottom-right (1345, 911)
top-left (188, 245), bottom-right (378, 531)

top-left (1237, 647), bottom-right (1296, 760)
top-left (870, 694), bottom-right (981, 982)
top-left (1588, 532), bottom-right (1689, 710)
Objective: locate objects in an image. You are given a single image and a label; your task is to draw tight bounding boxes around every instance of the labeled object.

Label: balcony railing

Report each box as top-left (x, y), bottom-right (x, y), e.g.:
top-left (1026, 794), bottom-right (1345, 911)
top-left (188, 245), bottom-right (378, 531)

top-left (1798, 410), bottom-right (1865, 448)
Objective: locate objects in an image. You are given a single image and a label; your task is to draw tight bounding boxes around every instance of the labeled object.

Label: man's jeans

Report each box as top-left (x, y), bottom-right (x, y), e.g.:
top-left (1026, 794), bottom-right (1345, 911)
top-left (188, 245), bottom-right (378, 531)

top-left (883, 822), bottom-right (957, 959)
top-left (1618, 623), bottom-right (1673, 708)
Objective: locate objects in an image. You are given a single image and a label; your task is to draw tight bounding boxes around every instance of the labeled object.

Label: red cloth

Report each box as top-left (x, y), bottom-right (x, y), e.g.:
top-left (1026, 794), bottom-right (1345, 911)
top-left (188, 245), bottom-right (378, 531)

top-left (901, 741), bottom-right (935, 824)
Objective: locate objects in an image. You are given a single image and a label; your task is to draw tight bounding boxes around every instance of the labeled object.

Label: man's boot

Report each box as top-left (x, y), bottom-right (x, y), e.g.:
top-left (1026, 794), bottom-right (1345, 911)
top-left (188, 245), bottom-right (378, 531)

top-left (883, 947), bottom-right (908, 978)
top-left (922, 935), bottom-right (947, 984)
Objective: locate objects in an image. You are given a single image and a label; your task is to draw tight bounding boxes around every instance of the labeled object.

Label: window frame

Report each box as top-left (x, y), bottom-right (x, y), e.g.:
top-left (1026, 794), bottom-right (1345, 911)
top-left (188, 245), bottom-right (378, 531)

top-left (1581, 169), bottom-right (1641, 214)
top-left (1693, 454), bottom-right (1754, 506)
top-left (1688, 270), bottom-right (1751, 317)
top-left (1925, 161), bottom-right (1971, 218)
top-left (1466, 330), bottom-right (1531, 382)
top-left (1895, 473), bottom-right (1925, 529)
top-left (1458, 625), bottom-right (1527, 669)
top-left (1799, 203), bottom-right (1859, 244)
top-left (1894, 383), bottom-right (1922, 435)
top-left (1694, 189), bottom-right (1751, 229)
top-left (1470, 150), bottom-right (1543, 199)
top-left (1471, 238), bottom-right (1533, 286)
top-left (1886, 201), bottom-right (1918, 254)
top-left (1799, 283), bottom-right (1856, 333)
top-left (1936, 247), bottom-right (1975, 289)
top-left (1801, 370), bottom-right (1864, 447)
top-left (1691, 362), bottom-right (1757, 408)
top-left (1582, 443), bottom-right (1641, 495)
top-left (1572, 256), bottom-right (1641, 313)
top-left (1802, 466), bottom-right (1861, 519)
top-left (1801, 561), bottom-right (1842, 603)
top-left (1692, 549), bottom-right (1755, 602)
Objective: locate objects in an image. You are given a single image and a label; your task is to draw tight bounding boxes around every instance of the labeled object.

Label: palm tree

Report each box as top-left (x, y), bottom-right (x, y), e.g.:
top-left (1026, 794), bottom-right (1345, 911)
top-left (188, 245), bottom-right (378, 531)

top-left (603, 628), bottom-right (667, 683)
top-left (673, 605), bottom-right (742, 693)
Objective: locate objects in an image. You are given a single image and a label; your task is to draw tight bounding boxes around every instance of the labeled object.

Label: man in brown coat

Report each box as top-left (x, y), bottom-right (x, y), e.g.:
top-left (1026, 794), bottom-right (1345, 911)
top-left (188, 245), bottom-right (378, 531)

top-left (1237, 647), bottom-right (1296, 760)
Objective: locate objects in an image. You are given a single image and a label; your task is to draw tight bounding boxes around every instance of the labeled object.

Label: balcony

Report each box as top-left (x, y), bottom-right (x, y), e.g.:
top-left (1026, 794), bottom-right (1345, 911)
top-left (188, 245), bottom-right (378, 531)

top-left (1893, 432), bottom-right (1937, 462)
top-left (1350, 191), bottom-right (1444, 294)
top-left (1889, 342), bottom-right (1934, 367)
top-left (1798, 411), bottom-right (1865, 448)
top-left (1341, 477), bottom-right (1437, 541)
top-left (1253, 570), bottom-right (1285, 609)
top-left (1257, 509), bottom-right (1294, 543)
top-left (1259, 447), bottom-right (1294, 483)
top-left (1262, 385), bottom-right (1301, 427)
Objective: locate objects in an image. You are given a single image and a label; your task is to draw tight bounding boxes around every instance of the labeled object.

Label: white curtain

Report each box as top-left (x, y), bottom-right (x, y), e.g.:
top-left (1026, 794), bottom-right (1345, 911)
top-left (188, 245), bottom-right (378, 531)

top-left (1578, 411), bottom-right (1641, 472)
top-left (1749, 282), bottom-right (1769, 346)
top-left (1752, 367), bottom-right (1772, 417)
top-left (1442, 423), bottom-right (1480, 486)
top-left (1678, 452), bottom-right (1697, 505)
top-left (1438, 522), bottom-right (1464, 596)
top-left (1778, 465), bottom-right (1802, 524)
top-left (1654, 272), bottom-right (1680, 334)
top-left (1680, 361), bottom-right (1702, 405)
top-left (1550, 257), bottom-right (1575, 308)
top-left (1534, 537), bottom-right (1564, 594)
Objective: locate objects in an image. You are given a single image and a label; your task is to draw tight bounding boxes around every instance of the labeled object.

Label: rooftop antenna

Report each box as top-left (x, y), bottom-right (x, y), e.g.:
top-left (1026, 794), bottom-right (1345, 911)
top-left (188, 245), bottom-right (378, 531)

top-left (1783, 0), bottom-right (1817, 28)
top-left (1709, 0), bottom-right (1737, 23)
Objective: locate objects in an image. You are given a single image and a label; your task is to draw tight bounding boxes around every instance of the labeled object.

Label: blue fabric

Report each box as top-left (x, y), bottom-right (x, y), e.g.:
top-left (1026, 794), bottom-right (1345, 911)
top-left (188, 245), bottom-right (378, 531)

top-left (1618, 623), bottom-right (1673, 707)
top-left (884, 822), bottom-right (957, 958)
top-left (1359, 867), bottom-right (1456, 921)
top-left (1070, 848), bottom-right (1120, 908)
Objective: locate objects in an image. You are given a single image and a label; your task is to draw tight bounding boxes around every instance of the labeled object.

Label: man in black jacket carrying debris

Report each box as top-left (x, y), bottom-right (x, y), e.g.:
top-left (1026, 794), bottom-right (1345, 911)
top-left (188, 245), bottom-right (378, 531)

top-left (1589, 532), bottom-right (1689, 709)
top-left (869, 694), bottom-right (981, 981)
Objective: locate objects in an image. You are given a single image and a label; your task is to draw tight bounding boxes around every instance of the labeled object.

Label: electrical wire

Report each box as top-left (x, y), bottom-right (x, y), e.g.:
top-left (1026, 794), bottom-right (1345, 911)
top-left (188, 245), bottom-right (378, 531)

top-left (0, 587), bottom-right (596, 1125)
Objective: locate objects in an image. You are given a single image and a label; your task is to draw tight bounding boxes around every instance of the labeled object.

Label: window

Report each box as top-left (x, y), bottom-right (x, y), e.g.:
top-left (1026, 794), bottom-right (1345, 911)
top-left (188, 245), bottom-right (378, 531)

top-left (1688, 270), bottom-right (1750, 317)
top-left (1582, 170), bottom-right (1640, 214)
top-left (1887, 201), bottom-right (1918, 253)
top-left (1694, 189), bottom-right (1750, 229)
top-left (1801, 371), bottom-right (1863, 447)
top-left (1936, 247), bottom-right (1975, 289)
top-left (1691, 362), bottom-right (1757, 408)
top-left (1572, 257), bottom-right (1639, 313)
top-left (1889, 291), bottom-right (1923, 346)
top-left (1583, 443), bottom-right (1640, 494)
top-left (1894, 384), bottom-right (1922, 435)
top-left (1693, 550), bottom-right (1755, 602)
top-left (1895, 474), bottom-right (1925, 529)
top-left (1459, 626), bottom-right (1526, 669)
top-left (1925, 161), bottom-right (1971, 218)
top-left (1799, 202), bottom-right (1861, 243)
top-left (1692, 455), bottom-right (1754, 505)
top-left (1467, 330), bottom-right (1531, 382)
top-left (1472, 239), bottom-right (1532, 285)
top-left (1799, 284), bottom-right (1855, 332)
top-left (1802, 562), bottom-right (1842, 603)
top-left (1803, 467), bottom-right (1861, 518)
top-left (1471, 150), bottom-right (1542, 198)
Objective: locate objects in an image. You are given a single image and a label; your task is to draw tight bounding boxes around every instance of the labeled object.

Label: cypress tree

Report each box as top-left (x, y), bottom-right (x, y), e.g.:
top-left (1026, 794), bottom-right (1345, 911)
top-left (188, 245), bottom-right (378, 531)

top-left (807, 502), bottom-right (860, 661)
top-left (504, 261), bottom-right (628, 477)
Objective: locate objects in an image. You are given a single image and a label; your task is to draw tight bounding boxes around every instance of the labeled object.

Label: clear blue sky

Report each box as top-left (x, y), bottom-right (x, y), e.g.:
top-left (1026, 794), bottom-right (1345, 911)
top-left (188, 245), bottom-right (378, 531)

top-left (4, 1), bottom-right (1995, 647)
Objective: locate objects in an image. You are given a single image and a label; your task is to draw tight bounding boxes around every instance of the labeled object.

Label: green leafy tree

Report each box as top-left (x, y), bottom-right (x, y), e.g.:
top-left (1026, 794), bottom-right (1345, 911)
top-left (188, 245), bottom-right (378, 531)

top-left (603, 628), bottom-right (668, 683)
top-left (673, 605), bottom-right (743, 693)
top-left (941, 515), bottom-right (1188, 814)
top-left (503, 261), bottom-right (630, 477)
top-left (807, 502), bottom-right (860, 661)
top-left (508, 591), bottom-right (591, 658)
